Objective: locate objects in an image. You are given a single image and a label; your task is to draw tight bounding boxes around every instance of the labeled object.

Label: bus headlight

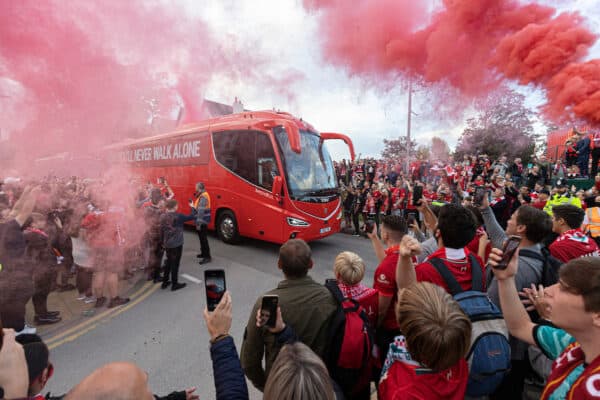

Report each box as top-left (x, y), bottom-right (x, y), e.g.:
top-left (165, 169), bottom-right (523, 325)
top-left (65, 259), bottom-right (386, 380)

top-left (287, 217), bottom-right (310, 227)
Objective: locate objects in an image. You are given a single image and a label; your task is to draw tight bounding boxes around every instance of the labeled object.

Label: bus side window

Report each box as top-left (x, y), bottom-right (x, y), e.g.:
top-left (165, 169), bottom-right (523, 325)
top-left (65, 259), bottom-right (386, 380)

top-left (213, 130), bottom-right (259, 187)
top-left (256, 132), bottom-right (278, 190)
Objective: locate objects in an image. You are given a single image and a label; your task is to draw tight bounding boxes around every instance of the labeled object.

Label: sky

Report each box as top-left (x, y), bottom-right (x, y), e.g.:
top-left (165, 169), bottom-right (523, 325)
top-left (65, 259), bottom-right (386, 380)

top-left (190, 0), bottom-right (600, 160)
top-left (1, 0), bottom-right (599, 163)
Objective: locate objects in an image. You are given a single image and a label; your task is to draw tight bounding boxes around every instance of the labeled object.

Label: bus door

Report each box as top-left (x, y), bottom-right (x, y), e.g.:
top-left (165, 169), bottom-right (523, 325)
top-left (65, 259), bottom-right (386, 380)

top-left (212, 129), bottom-right (283, 243)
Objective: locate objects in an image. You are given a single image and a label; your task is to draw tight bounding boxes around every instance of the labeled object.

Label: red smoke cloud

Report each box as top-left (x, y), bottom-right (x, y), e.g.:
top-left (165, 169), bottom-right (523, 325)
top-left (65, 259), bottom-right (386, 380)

top-left (0, 1), bottom-right (267, 172)
top-left (494, 12), bottom-right (596, 84)
top-left (545, 60), bottom-right (600, 124)
top-left (306, 0), bottom-right (599, 125)
top-left (304, 0), bottom-right (428, 79)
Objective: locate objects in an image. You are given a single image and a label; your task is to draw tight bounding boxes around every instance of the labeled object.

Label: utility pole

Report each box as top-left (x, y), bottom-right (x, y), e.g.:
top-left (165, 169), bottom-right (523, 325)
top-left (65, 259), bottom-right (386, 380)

top-left (405, 80), bottom-right (412, 173)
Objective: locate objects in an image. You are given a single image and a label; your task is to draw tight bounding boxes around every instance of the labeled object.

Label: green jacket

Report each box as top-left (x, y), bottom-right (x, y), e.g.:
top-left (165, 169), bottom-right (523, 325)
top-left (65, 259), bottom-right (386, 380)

top-left (543, 193), bottom-right (582, 215)
top-left (240, 275), bottom-right (337, 391)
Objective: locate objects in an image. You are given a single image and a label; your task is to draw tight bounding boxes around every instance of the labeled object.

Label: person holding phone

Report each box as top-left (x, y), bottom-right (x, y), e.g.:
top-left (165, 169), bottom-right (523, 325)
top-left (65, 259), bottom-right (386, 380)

top-left (240, 239), bottom-right (337, 392)
top-left (367, 215), bottom-right (408, 367)
top-left (203, 291), bottom-right (250, 400)
top-left (478, 194), bottom-right (553, 398)
top-left (395, 204), bottom-right (486, 307)
top-left (490, 251), bottom-right (600, 400)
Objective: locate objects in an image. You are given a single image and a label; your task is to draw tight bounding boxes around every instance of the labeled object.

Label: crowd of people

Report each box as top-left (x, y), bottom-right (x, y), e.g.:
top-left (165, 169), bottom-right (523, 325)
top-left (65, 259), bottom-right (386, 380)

top-left (0, 175), bottom-right (211, 336)
top-left (335, 150), bottom-right (600, 240)
top-left (2, 146), bottom-right (600, 400)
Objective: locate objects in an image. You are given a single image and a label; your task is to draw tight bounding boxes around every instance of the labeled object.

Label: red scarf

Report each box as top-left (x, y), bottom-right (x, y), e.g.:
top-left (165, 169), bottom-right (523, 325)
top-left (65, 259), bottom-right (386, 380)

top-left (26, 227), bottom-right (48, 238)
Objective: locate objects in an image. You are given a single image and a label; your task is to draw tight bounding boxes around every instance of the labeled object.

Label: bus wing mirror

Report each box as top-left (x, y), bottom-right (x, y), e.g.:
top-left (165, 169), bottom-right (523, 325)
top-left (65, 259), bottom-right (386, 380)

top-left (284, 122), bottom-right (301, 154)
top-left (272, 175), bottom-right (283, 197)
top-left (253, 120), bottom-right (301, 154)
top-left (320, 132), bottom-right (355, 161)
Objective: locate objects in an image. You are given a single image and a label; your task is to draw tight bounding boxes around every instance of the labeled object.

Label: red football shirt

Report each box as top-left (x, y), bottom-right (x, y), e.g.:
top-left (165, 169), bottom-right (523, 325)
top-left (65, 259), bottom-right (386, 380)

top-left (379, 335), bottom-right (468, 400)
top-left (338, 282), bottom-right (379, 329)
top-left (465, 228), bottom-right (491, 262)
top-left (549, 229), bottom-right (600, 263)
top-left (373, 245), bottom-right (400, 330)
top-left (415, 247), bottom-right (486, 293)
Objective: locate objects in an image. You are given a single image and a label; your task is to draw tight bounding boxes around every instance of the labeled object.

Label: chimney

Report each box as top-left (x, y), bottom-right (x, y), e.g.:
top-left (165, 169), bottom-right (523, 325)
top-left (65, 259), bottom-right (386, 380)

top-left (232, 97), bottom-right (244, 114)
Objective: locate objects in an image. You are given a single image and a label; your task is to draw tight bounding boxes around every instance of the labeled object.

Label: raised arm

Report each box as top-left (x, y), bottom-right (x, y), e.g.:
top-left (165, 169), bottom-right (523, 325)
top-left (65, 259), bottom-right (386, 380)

top-left (395, 235), bottom-right (421, 290)
top-left (479, 194), bottom-right (508, 249)
top-left (489, 248), bottom-right (536, 345)
top-left (203, 292), bottom-right (249, 400)
top-left (415, 199), bottom-right (437, 234)
top-left (367, 229), bottom-right (386, 263)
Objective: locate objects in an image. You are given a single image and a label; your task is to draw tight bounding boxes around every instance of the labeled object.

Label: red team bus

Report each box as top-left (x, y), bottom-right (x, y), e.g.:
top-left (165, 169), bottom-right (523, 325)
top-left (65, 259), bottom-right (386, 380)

top-left (106, 110), bottom-right (355, 244)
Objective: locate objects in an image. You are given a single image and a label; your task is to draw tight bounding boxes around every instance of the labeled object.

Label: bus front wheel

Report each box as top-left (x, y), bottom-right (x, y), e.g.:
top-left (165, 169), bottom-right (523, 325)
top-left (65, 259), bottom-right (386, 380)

top-left (217, 210), bottom-right (240, 244)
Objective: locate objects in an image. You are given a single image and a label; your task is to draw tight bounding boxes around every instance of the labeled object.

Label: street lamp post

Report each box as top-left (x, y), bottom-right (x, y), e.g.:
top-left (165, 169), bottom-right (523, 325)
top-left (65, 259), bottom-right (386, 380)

top-left (405, 80), bottom-right (412, 173)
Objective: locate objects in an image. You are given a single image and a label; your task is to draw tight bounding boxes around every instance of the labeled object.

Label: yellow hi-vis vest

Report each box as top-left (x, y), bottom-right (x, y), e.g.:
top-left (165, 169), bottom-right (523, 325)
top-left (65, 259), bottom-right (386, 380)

top-left (543, 193), bottom-right (582, 215)
top-left (193, 191), bottom-right (211, 224)
top-left (585, 207), bottom-right (600, 238)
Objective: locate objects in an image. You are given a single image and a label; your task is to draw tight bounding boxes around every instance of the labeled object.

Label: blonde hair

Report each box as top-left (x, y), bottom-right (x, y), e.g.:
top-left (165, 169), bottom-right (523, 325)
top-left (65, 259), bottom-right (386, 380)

top-left (263, 342), bottom-right (335, 400)
top-left (396, 282), bottom-right (471, 371)
top-left (333, 251), bottom-right (365, 285)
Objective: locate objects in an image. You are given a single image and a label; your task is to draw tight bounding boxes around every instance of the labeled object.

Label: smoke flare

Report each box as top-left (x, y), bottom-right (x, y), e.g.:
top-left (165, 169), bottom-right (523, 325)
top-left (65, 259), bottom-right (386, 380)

top-left (305, 0), bottom-right (599, 125)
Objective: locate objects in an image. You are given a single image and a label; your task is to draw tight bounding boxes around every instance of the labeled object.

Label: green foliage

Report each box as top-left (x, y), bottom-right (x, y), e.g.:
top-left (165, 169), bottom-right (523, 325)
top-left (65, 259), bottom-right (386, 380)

top-left (430, 136), bottom-right (450, 161)
top-left (381, 137), bottom-right (417, 160)
top-left (455, 90), bottom-right (538, 163)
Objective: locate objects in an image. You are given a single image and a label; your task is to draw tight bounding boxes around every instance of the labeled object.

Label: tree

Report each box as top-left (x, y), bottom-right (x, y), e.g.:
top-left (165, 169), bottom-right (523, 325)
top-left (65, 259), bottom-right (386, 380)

top-left (430, 136), bottom-right (450, 161)
top-left (415, 145), bottom-right (430, 160)
top-left (455, 90), bottom-right (537, 163)
top-left (381, 137), bottom-right (417, 160)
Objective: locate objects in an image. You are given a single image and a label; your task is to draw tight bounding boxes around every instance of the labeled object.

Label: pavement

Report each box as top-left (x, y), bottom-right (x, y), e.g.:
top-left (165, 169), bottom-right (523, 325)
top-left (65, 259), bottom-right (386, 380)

top-left (27, 268), bottom-right (158, 350)
top-left (42, 230), bottom-right (382, 399)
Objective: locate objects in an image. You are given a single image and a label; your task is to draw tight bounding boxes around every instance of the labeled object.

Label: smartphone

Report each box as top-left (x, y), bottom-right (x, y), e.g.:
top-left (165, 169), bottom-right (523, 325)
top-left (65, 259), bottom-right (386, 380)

top-left (204, 269), bottom-right (226, 311)
top-left (473, 186), bottom-right (486, 207)
top-left (407, 214), bottom-right (416, 226)
top-left (412, 185), bottom-right (423, 205)
top-left (365, 220), bottom-right (375, 233)
top-left (495, 235), bottom-right (521, 270)
top-left (260, 295), bottom-right (279, 328)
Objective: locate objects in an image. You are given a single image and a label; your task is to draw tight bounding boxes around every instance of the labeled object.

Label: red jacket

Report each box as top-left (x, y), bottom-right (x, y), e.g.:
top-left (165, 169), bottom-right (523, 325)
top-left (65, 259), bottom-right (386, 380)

top-left (80, 211), bottom-right (122, 248)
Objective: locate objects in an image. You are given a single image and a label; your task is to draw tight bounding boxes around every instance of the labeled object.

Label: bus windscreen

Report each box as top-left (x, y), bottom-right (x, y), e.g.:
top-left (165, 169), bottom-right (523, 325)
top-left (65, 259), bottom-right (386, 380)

top-left (275, 128), bottom-right (338, 199)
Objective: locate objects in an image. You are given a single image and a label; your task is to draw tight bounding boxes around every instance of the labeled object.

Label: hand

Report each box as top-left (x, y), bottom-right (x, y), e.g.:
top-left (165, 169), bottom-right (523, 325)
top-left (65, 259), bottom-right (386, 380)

top-left (256, 306), bottom-right (286, 333)
top-left (399, 235), bottom-right (421, 258)
top-left (479, 231), bottom-right (489, 246)
top-left (414, 198), bottom-right (427, 213)
top-left (366, 229), bottom-right (378, 241)
top-left (480, 190), bottom-right (490, 209)
top-left (488, 247), bottom-right (519, 281)
top-left (203, 292), bottom-right (232, 341)
top-left (520, 284), bottom-right (551, 320)
top-left (409, 221), bottom-right (420, 234)
top-left (185, 387), bottom-right (199, 400)
top-left (0, 329), bottom-right (29, 399)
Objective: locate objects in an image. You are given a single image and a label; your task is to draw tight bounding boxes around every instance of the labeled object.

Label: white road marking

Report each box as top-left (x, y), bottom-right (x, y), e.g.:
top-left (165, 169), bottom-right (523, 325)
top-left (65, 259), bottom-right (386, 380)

top-left (181, 273), bottom-right (203, 284)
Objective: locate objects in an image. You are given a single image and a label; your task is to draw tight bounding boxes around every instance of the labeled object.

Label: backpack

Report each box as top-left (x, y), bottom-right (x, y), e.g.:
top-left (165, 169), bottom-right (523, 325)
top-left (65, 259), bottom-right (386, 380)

top-left (429, 255), bottom-right (511, 397)
top-left (518, 247), bottom-right (562, 287)
top-left (324, 279), bottom-right (374, 398)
